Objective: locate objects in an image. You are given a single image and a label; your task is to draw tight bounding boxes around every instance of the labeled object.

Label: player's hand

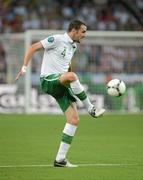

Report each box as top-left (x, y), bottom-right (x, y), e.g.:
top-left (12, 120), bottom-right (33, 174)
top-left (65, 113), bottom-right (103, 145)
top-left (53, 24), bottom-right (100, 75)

top-left (15, 66), bottom-right (27, 81)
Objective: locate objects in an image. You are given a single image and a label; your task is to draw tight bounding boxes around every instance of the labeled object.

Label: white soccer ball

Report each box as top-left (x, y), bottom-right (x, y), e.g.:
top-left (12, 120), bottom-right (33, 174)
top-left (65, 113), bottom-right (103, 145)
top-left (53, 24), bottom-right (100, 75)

top-left (107, 79), bottom-right (126, 97)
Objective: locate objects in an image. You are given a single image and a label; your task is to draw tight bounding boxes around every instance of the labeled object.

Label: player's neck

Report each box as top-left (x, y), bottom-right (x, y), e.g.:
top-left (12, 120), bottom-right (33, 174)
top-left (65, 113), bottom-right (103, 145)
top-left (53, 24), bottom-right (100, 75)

top-left (67, 32), bottom-right (74, 41)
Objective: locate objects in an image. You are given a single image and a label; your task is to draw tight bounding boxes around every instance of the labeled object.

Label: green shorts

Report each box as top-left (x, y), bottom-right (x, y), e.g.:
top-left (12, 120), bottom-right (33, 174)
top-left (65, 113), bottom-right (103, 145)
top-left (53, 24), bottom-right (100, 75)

top-left (40, 74), bottom-right (76, 112)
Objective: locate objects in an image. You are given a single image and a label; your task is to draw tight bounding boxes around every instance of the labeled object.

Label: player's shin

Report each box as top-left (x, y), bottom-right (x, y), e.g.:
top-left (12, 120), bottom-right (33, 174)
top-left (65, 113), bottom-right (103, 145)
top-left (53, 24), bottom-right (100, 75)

top-left (56, 123), bottom-right (77, 162)
top-left (70, 80), bottom-right (93, 111)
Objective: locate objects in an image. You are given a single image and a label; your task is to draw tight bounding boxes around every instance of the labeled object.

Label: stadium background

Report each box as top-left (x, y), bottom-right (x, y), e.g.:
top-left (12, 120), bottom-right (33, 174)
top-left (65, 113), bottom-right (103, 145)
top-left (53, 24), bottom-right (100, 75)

top-left (0, 1), bottom-right (143, 180)
top-left (0, 0), bottom-right (143, 113)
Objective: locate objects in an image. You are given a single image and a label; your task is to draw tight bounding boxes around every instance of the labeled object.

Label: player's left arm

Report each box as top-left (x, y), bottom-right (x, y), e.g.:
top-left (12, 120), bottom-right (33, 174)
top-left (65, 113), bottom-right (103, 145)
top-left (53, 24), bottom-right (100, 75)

top-left (68, 63), bottom-right (72, 72)
top-left (68, 44), bottom-right (77, 72)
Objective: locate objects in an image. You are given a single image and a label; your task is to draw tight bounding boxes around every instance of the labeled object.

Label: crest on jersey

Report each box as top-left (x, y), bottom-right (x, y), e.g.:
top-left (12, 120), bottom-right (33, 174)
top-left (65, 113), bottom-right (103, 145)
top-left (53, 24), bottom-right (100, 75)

top-left (47, 36), bottom-right (54, 43)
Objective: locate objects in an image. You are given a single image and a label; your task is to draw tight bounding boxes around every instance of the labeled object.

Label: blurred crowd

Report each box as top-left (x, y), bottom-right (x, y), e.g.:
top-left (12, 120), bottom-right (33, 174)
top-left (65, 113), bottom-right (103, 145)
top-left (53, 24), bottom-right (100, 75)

top-left (75, 45), bottom-right (143, 74)
top-left (0, 0), bottom-right (143, 84)
top-left (0, 0), bottom-right (143, 33)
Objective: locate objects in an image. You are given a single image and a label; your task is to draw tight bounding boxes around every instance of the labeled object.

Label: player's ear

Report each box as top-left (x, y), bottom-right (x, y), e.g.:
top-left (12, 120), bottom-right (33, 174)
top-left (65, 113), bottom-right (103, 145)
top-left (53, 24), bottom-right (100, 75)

top-left (72, 28), bottom-right (78, 33)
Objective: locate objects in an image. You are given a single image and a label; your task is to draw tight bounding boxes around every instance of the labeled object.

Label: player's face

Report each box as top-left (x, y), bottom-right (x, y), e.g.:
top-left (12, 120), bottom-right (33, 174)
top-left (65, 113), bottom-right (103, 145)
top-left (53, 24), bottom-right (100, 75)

top-left (73, 25), bottom-right (87, 43)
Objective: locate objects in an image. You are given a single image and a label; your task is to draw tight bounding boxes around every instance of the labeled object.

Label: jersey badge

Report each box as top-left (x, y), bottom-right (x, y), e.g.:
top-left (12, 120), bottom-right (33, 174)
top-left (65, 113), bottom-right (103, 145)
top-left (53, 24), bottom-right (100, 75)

top-left (47, 36), bottom-right (54, 43)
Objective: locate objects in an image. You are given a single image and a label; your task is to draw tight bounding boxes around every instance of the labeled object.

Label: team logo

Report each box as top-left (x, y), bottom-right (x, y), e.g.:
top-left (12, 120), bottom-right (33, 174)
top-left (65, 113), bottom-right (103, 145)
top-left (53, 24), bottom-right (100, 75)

top-left (47, 36), bottom-right (54, 43)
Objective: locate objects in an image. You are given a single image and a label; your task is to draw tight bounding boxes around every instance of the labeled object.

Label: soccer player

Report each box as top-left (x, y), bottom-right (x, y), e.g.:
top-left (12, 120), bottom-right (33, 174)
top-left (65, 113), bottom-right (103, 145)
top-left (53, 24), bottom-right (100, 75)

top-left (15, 20), bottom-right (105, 167)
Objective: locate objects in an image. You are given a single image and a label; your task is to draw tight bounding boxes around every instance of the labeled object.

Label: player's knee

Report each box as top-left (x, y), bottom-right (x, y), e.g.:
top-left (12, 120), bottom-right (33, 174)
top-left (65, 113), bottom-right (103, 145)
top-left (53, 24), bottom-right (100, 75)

top-left (68, 116), bottom-right (79, 126)
top-left (67, 72), bottom-right (78, 82)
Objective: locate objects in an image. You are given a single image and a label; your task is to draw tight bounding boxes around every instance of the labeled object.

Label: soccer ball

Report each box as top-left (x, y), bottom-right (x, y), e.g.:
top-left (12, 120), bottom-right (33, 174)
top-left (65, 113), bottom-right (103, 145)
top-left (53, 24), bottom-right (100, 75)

top-left (107, 79), bottom-right (126, 97)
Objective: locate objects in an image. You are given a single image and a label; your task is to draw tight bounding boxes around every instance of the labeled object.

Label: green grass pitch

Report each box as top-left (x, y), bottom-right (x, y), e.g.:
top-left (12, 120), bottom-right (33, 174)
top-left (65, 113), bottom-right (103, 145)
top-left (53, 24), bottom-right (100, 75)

top-left (0, 114), bottom-right (143, 180)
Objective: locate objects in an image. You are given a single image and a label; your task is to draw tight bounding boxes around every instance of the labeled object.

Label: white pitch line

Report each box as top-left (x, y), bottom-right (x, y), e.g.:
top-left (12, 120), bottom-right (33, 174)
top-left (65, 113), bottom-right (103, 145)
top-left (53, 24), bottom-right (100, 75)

top-left (0, 163), bottom-right (142, 168)
top-left (0, 164), bottom-right (53, 168)
top-left (79, 163), bottom-right (142, 167)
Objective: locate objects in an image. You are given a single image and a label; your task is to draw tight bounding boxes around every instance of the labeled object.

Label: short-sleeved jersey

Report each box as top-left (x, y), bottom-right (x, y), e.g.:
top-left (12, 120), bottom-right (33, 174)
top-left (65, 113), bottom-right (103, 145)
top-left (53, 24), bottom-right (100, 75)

top-left (40, 33), bottom-right (77, 77)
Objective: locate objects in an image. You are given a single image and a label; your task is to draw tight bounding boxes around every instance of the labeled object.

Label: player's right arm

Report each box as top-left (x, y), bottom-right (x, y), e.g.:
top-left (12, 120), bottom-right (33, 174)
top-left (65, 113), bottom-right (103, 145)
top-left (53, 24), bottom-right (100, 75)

top-left (15, 42), bottom-right (43, 81)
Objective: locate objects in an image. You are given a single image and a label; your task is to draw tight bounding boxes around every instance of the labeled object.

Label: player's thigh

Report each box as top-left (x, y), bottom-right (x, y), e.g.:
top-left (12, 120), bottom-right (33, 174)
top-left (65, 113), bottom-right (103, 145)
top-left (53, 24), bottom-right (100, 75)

top-left (64, 102), bottom-right (79, 126)
top-left (40, 74), bottom-right (65, 96)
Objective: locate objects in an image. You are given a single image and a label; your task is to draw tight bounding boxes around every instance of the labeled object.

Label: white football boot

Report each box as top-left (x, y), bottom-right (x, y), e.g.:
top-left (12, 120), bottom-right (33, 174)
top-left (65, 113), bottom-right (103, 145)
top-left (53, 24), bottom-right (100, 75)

top-left (54, 159), bottom-right (78, 168)
top-left (89, 106), bottom-right (105, 118)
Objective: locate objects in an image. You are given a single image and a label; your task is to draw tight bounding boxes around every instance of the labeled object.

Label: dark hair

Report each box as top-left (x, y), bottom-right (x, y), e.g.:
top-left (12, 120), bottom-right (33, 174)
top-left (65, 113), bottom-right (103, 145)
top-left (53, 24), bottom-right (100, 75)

top-left (67, 20), bottom-right (87, 32)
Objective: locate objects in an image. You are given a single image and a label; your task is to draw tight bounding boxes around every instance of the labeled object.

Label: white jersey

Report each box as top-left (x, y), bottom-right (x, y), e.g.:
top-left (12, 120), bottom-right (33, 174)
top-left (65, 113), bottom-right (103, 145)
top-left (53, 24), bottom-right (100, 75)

top-left (40, 33), bottom-right (77, 77)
